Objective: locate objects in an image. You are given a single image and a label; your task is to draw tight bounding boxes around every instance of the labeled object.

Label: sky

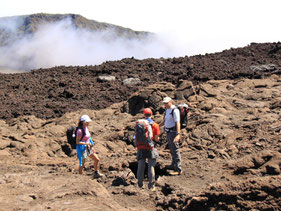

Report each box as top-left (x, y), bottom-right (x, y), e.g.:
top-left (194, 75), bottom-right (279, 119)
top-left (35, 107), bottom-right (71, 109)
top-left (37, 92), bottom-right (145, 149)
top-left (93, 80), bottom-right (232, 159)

top-left (0, 0), bottom-right (280, 71)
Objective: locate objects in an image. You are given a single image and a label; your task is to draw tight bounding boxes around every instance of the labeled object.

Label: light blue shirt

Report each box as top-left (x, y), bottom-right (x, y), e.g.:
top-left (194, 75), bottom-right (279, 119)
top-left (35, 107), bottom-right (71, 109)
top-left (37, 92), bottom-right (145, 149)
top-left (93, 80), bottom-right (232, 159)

top-left (164, 105), bottom-right (180, 128)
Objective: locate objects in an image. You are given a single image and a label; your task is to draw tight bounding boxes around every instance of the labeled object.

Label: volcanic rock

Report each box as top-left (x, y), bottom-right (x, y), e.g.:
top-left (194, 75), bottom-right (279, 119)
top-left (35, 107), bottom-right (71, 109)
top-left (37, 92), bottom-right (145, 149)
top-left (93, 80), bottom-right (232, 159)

top-left (0, 43), bottom-right (281, 210)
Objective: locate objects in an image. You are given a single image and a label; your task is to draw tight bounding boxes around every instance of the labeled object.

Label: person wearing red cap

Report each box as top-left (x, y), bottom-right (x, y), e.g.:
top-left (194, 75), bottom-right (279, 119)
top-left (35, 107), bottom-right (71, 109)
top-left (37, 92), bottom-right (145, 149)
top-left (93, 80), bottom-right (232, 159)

top-left (143, 108), bottom-right (160, 142)
top-left (136, 108), bottom-right (160, 191)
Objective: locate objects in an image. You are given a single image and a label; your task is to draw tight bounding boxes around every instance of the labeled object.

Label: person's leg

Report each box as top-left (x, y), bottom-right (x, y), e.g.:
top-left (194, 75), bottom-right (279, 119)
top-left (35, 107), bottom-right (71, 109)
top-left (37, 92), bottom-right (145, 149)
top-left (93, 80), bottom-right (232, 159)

top-left (167, 132), bottom-right (182, 172)
top-left (79, 159), bottom-right (86, 174)
top-left (148, 158), bottom-right (156, 189)
top-left (137, 159), bottom-right (145, 188)
top-left (89, 152), bottom-right (104, 178)
top-left (167, 133), bottom-right (176, 168)
top-left (89, 153), bottom-right (100, 171)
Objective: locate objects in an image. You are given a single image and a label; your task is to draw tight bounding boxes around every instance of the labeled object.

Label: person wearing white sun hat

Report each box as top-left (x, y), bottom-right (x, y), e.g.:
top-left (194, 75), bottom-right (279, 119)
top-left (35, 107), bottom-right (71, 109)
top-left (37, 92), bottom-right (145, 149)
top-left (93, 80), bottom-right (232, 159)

top-left (76, 114), bottom-right (104, 178)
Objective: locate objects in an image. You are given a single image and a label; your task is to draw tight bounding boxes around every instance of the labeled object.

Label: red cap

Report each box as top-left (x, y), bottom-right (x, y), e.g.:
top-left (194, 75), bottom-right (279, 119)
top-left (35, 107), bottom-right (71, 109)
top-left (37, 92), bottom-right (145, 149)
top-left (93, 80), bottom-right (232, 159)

top-left (144, 108), bottom-right (152, 115)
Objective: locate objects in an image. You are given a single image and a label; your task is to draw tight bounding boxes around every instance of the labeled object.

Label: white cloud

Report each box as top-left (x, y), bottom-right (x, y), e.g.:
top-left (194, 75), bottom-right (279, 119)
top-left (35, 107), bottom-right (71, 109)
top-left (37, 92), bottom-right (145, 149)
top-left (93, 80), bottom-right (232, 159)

top-left (0, 18), bottom-right (185, 70)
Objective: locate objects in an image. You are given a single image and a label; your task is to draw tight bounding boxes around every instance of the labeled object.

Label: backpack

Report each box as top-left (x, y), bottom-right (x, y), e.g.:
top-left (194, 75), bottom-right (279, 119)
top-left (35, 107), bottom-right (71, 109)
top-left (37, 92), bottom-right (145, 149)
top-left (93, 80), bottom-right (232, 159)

top-left (135, 119), bottom-right (154, 150)
top-left (66, 126), bottom-right (85, 149)
top-left (169, 103), bottom-right (189, 129)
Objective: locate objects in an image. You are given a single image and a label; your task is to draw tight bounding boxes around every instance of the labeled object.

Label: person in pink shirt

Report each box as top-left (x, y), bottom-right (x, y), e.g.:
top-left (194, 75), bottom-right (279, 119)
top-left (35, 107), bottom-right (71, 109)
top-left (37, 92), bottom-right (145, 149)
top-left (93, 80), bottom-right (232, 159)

top-left (76, 114), bottom-right (104, 178)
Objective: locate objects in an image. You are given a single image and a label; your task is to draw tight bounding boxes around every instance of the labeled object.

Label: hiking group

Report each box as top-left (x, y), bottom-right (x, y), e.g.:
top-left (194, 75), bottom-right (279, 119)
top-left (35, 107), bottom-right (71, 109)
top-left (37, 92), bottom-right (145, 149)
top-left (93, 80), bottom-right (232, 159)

top-left (68, 96), bottom-right (188, 191)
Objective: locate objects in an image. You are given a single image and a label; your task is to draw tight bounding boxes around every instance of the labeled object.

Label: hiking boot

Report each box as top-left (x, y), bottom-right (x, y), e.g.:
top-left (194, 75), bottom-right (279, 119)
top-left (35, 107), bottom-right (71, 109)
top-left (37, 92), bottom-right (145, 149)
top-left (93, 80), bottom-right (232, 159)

top-left (168, 170), bottom-right (181, 176)
top-left (138, 186), bottom-right (145, 191)
top-left (165, 164), bottom-right (175, 170)
top-left (93, 171), bottom-right (104, 179)
top-left (138, 183), bottom-right (143, 188)
top-left (149, 186), bottom-right (156, 192)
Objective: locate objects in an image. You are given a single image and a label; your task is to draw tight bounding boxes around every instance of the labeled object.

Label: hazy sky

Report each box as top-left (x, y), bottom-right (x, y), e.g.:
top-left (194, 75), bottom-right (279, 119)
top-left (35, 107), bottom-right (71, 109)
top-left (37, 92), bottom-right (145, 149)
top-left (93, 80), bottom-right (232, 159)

top-left (0, 0), bottom-right (280, 70)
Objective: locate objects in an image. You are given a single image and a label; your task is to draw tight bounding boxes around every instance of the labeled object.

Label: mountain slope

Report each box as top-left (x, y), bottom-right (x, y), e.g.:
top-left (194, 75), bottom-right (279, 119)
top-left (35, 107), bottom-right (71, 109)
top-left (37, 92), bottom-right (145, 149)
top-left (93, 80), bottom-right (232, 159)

top-left (0, 13), bottom-right (151, 46)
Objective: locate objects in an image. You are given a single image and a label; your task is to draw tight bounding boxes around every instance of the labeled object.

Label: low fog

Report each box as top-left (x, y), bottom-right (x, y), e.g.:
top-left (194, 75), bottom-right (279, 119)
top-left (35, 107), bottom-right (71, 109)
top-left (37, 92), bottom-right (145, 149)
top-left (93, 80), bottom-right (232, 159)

top-left (0, 17), bottom-right (186, 72)
top-left (1, 14), bottom-right (279, 73)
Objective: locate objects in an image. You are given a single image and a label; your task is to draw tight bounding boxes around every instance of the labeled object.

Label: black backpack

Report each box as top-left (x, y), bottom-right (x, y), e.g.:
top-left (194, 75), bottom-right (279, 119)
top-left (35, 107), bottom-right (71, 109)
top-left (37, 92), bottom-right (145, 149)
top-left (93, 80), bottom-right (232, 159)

top-left (66, 126), bottom-right (85, 149)
top-left (170, 104), bottom-right (189, 129)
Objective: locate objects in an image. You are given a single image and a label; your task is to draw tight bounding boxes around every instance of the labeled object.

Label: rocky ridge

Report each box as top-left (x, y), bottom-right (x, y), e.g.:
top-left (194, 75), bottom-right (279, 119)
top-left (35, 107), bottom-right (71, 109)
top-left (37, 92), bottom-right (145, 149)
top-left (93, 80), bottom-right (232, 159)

top-left (0, 13), bottom-right (150, 47)
top-left (0, 42), bottom-right (280, 122)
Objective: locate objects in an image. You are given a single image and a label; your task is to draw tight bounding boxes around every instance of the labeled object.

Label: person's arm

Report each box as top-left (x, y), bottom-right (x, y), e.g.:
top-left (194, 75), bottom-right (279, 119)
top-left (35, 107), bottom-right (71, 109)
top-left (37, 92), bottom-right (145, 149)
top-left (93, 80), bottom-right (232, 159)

top-left (159, 116), bottom-right (165, 127)
top-left (173, 121), bottom-right (181, 143)
top-left (154, 135), bottom-right (160, 142)
top-left (173, 109), bottom-right (181, 143)
top-left (89, 137), bottom-right (95, 149)
top-left (153, 124), bottom-right (161, 142)
top-left (176, 121), bottom-right (181, 134)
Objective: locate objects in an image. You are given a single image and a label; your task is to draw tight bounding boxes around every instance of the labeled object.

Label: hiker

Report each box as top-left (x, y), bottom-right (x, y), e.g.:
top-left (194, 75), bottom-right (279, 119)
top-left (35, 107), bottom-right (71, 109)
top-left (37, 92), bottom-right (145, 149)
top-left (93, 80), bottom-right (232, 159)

top-left (135, 108), bottom-right (160, 191)
top-left (76, 114), bottom-right (104, 178)
top-left (160, 97), bottom-right (182, 175)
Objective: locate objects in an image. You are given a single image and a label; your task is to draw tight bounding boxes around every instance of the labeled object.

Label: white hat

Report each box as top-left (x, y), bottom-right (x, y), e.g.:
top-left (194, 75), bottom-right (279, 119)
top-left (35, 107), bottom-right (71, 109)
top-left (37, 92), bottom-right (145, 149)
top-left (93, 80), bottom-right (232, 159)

top-left (162, 97), bottom-right (172, 103)
top-left (80, 115), bottom-right (92, 122)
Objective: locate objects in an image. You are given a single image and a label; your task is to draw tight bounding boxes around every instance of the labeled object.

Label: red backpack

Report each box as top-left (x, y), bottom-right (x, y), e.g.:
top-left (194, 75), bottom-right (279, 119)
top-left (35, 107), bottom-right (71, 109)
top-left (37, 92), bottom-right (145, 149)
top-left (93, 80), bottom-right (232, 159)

top-left (135, 119), bottom-right (154, 150)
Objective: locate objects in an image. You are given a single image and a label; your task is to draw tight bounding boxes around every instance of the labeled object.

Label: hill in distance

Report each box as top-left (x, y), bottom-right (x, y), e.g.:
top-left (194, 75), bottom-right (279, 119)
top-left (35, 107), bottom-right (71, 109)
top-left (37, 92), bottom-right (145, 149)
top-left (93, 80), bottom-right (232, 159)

top-left (0, 13), bottom-right (156, 71)
top-left (0, 13), bottom-right (150, 46)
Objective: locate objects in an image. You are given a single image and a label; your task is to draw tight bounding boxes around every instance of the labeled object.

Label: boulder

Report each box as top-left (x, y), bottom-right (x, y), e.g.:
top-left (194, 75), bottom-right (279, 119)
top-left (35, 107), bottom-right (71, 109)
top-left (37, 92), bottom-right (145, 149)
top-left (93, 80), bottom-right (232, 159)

top-left (97, 75), bottom-right (116, 82)
top-left (122, 78), bottom-right (141, 86)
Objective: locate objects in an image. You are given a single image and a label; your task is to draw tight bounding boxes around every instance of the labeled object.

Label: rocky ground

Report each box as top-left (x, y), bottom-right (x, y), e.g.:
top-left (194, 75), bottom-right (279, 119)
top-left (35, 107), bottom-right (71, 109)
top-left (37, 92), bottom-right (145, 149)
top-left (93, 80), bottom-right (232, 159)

top-left (0, 42), bottom-right (280, 210)
top-left (0, 42), bottom-right (280, 121)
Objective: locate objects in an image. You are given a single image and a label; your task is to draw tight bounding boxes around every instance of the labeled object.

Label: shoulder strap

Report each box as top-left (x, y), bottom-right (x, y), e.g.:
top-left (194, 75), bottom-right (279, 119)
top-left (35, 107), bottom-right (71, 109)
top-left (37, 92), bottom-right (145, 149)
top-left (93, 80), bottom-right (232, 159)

top-left (171, 108), bottom-right (175, 117)
top-left (165, 108), bottom-right (176, 117)
top-left (81, 127), bottom-right (86, 141)
top-left (146, 118), bottom-right (154, 125)
top-left (76, 126), bottom-right (86, 142)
